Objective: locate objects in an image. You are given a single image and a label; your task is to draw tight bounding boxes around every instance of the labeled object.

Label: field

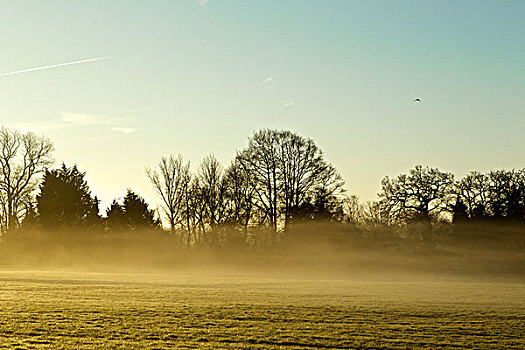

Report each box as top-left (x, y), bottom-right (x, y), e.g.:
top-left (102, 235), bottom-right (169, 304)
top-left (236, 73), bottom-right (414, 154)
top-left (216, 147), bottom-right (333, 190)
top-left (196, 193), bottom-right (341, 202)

top-left (0, 269), bottom-right (524, 349)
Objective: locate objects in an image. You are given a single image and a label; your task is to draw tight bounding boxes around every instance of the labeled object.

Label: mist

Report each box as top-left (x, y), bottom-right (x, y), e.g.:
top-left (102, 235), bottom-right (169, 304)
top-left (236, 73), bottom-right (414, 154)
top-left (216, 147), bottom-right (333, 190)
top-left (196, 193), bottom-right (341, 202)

top-left (2, 222), bottom-right (523, 283)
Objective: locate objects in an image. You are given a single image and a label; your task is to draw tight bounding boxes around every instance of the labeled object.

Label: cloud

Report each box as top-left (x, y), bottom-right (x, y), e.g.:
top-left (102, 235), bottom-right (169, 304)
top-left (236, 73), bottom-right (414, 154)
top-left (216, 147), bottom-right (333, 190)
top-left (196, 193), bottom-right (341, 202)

top-left (63, 113), bottom-right (139, 136)
top-left (61, 112), bottom-right (110, 125)
top-left (282, 99), bottom-right (295, 108)
top-left (259, 76), bottom-right (276, 87)
top-left (111, 127), bottom-right (139, 135)
top-left (197, 0), bottom-right (210, 7)
top-left (0, 56), bottom-right (116, 77)
top-left (6, 112), bottom-right (139, 137)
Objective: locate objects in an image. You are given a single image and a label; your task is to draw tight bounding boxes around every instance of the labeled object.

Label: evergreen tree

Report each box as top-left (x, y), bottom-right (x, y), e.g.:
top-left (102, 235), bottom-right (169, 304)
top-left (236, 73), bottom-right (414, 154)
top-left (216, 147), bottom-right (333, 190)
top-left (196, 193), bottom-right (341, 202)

top-left (36, 163), bottom-right (100, 230)
top-left (122, 189), bottom-right (160, 230)
top-left (105, 200), bottom-right (127, 232)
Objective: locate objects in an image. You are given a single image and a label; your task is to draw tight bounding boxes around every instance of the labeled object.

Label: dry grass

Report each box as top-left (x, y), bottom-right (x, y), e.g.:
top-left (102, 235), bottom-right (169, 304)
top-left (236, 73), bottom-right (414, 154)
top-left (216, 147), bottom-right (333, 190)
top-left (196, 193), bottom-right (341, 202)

top-left (0, 269), bottom-right (523, 349)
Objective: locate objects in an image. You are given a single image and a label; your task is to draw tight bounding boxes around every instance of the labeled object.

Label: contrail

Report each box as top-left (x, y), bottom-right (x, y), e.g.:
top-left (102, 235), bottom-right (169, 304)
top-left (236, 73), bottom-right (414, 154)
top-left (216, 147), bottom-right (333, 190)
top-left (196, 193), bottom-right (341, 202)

top-left (0, 56), bottom-right (116, 77)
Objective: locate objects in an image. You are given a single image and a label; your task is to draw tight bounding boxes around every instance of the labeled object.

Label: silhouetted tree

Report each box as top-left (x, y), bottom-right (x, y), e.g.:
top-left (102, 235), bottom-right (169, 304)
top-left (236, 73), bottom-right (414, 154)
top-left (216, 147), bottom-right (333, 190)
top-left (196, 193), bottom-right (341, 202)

top-left (0, 127), bottom-right (54, 232)
top-left (188, 159), bottom-right (260, 248)
top-left (452, 195), bottom-right (469, 224)
top-left (454, 169), bottom-right (525, 223)
top-left (275, 130), bottom-right (344, 229)
top-left (505, 170), bottom-right (525, 223)
top-left (455, 171), bottom-right (490, 220)
top-left (236, 129), bottom-right (345, 235)
top-left (361, 200), bottom-right (390, 229)
top-left (185, 178), bottom-right (206, 245)
top-left (290, 192), bottom-right (345, 224)
top-left (236, 130), bottom-right (280, 234)
top-left (342, 195), bottom-right (366, 226)
top-left (223, 159), bottom-right (255, 232)
top-left (37, 164), bottom-right (100, 230)
top-left (379, 165), bottom-right (455, 225)
top-left (197, 155), bottom-right (227, 230)
top-left (486, 169), bottom-right (525, 222)
top-left (146, 155), bottom-right (190, 235)
top-left (105, 199), bottom-right (127, 232)
top-left (122, 189), bottom-right (160, 231)
top-left (20, 202), bottom-right (39, 231)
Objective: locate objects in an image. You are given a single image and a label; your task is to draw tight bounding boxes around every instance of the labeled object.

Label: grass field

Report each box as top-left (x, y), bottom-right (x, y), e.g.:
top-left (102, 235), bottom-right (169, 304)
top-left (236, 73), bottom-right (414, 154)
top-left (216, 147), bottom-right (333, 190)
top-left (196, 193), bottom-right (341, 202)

top-left (0, 269), bottom-right (524, 349)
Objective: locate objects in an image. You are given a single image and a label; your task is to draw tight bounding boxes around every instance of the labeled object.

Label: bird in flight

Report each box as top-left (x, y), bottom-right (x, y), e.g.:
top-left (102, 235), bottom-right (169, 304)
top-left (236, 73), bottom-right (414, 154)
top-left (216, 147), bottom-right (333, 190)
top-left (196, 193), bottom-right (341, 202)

top-left (413, 98), bottom-right (421, 103)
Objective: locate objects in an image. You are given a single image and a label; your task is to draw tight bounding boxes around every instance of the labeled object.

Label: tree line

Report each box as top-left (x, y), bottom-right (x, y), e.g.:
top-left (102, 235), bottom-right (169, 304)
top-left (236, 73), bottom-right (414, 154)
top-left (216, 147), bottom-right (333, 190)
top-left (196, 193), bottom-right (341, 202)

top-left (377, 165), bottom-right (525, 226)
top-left (0, 126), bottom-right (524, 249)
top-left (145, 129), bottom-right (345, 246)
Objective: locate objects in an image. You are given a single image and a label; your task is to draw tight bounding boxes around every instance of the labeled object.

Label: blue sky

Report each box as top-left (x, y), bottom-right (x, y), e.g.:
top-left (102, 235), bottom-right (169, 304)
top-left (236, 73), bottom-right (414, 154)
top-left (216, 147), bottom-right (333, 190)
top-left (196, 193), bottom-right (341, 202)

top-left (1, 0), bottom-right (524, 210)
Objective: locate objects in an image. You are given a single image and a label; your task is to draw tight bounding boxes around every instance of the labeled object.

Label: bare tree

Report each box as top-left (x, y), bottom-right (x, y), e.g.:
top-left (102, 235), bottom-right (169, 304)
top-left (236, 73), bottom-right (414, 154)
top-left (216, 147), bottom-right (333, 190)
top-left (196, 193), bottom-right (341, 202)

top-left (275, 130), bottom-right (344, 229)
top-left (146, 154), bottom-right (190, 235)
top-left (455, 169), bottom-right (525, 222)
top-left (0, 127), bottom-right (54, 232)
top-left (486, 169), bottom-right (525, 221)
top-left (223, 159), bottom-right (255, 233)
top-left (362, 200), bottom-right (390, 228)
top-left (236, 130), bottom-right (281, 234)
top-left (379, 165), bottom-right (455, 225)
top-left (343, 195), bottom-right (366, 226)
top-left (185, 178), bottom-right (206, 245)
top-left (236, 129), bottom-right (345, 234)
top-left (198, 155), bottom-right (227, 229)
top-left (455, 171), bottom-right (490, 219)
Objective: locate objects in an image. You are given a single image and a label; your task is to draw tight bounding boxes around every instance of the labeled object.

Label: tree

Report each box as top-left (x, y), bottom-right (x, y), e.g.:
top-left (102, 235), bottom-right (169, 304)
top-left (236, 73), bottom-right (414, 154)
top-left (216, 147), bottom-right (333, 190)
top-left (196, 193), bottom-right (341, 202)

top-left (504, 170), bottom-right (525, 223)
top-left (486, 169), bottom-right (525, 222)
top-left (36, 163), bottom-right (100, 230)
top-left (361, 200), bottom-right (390, 229)
top-left (197, 155), bottom-right (230, 227)
top-left (289, 192), bottom-right (345, 224)
top-left (379, 165), bottom-right (455, 225)
top-left (455, 171), bottom-right (490, 220)
top-left (105, 199), bottom-right (127, 232)
top-left (105, 190), bottom-right (160, 232)
top-left (236, 129), bottom-right (345, 234)
top-left (223, 159), bottom-right (255, 232)
top-left (20, 201), bottom-right (39, 231)
top-left (454, 169), bottom-right (525, 223)
top-left (275, 130), bottom-right (345, 229)
top-left (146, 155), bottom-right (190, 235)
top-left (122, 189), bottom-right (160, 231)
top-left (176, 157), bottom-right (235, 247)
top-left (451, 195), bottom-right (469, 224)
top-left (0, 127), bottom-right (54, 232)
top-left (236, 130), bottom-right (280, 233)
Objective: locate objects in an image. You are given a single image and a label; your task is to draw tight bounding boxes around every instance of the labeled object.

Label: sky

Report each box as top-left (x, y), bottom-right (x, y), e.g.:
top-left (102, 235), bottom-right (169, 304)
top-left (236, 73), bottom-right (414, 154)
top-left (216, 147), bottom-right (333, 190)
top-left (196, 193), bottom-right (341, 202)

top-left (1, 0), bottom-right (524, 213)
